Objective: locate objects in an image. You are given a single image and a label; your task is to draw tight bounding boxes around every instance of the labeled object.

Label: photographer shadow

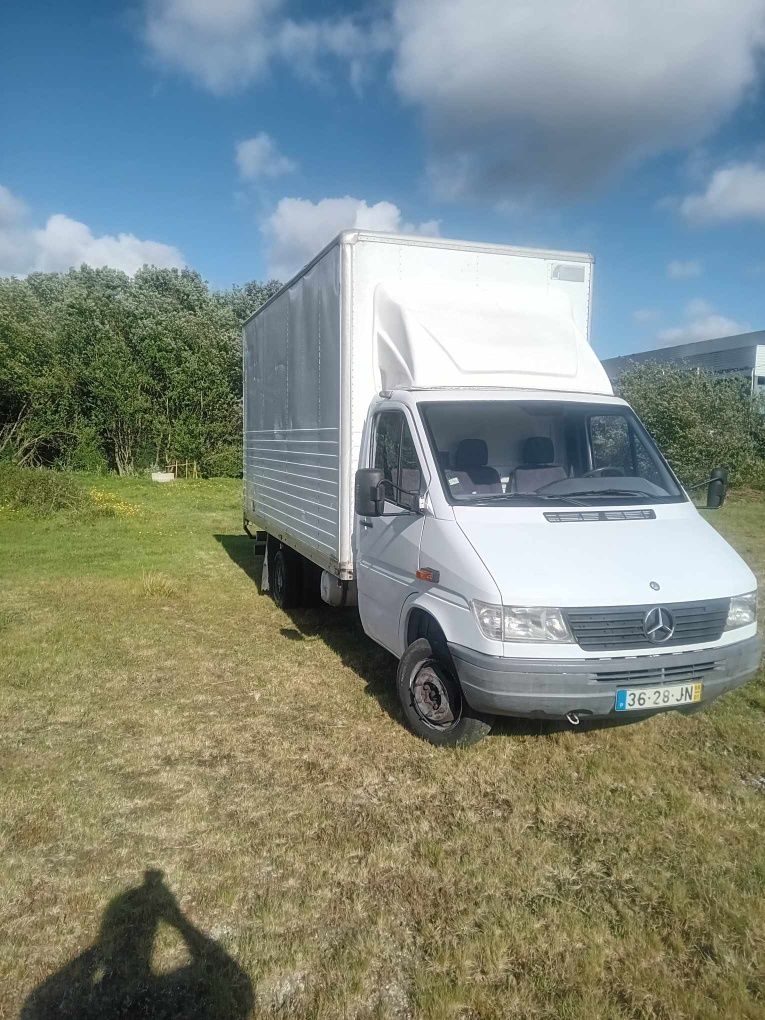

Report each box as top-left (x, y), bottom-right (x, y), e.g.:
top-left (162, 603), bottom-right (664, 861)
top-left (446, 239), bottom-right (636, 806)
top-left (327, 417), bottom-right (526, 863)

top-left (21, 870), bottom-right (253, 1020)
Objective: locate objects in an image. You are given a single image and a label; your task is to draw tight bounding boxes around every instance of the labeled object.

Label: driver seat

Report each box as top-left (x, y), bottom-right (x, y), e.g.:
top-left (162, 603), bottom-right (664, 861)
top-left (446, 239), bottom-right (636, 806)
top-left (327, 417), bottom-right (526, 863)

top-left (510, 437), bottom-right (567, 494)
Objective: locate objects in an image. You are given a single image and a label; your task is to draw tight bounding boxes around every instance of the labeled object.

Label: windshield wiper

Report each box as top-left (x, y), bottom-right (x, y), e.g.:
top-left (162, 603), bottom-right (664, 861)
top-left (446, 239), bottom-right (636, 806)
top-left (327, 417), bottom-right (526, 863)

top-left (563, 487), bottom-right (653, 499)
top-left (463, 492), bottom-right (588, 507)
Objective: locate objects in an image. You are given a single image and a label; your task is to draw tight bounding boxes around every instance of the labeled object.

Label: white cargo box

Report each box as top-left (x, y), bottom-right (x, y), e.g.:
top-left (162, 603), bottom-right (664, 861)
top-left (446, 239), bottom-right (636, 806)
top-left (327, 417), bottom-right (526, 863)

top-left (243, 231), bottom-right (606, 578)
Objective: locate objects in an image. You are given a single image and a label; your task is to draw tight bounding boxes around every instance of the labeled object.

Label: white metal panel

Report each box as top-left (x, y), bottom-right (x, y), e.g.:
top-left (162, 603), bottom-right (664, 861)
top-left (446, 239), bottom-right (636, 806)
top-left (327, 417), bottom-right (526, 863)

top-left (373, 281), bottom-right (598, 389)
top-left (347, 234), bottom-right (601, 491)
top-left (244, 244), bottom-right (344, 572)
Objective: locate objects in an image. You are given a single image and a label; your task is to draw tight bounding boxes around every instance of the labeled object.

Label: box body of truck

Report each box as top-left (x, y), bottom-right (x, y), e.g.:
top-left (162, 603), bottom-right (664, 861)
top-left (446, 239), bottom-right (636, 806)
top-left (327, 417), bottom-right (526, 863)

top-left (243, 231), bottom-right (596, 579)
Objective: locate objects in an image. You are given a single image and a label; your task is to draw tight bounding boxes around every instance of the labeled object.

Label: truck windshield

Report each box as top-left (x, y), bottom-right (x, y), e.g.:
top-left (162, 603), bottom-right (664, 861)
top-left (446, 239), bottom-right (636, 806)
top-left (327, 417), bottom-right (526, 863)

top-left (418, 400), bottom-right (685, 506)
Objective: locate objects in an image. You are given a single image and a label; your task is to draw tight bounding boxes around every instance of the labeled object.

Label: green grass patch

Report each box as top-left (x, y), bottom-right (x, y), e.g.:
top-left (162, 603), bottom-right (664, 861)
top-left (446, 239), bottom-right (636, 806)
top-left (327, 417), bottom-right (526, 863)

top-left (1, 478), bottom-right (764, 1018)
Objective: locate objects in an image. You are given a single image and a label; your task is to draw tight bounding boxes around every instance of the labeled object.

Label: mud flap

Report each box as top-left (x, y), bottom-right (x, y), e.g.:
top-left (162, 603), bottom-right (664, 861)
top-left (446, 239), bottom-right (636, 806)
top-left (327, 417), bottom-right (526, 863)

top-left (261, 550), bottom-right (270, 593)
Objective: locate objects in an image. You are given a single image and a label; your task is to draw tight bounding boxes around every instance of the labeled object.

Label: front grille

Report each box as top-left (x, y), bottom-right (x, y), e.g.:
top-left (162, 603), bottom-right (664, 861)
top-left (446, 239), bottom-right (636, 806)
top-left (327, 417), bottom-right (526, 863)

top-left (595, 658), bottom-right (719, 684)
top-left (565, 598), bottom-right (730, 651)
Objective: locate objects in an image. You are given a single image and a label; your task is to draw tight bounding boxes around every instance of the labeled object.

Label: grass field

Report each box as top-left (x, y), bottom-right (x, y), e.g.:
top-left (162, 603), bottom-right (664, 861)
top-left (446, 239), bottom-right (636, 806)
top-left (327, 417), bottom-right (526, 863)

top-left (1, 477), bottom-right (765, 1019)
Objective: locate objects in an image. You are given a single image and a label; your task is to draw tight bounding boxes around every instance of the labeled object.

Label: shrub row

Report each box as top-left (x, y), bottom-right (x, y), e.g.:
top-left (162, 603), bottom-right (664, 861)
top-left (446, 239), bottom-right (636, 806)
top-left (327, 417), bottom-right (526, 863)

top-left (617, 363), bottom-right (765, 489)
top-left (0, 267), bottom-right (279, 477)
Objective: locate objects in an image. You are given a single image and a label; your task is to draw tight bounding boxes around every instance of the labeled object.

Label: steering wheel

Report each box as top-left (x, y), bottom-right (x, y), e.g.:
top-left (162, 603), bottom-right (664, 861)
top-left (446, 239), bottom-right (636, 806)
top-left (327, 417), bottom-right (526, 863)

top-left (583, 466), bottom-right (625, 478)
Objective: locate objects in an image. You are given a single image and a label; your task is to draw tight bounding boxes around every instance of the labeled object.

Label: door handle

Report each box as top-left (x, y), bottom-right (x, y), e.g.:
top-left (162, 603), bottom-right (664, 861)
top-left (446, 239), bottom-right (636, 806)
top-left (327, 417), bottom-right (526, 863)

top-left (360, 519), bottom-right (373, 529)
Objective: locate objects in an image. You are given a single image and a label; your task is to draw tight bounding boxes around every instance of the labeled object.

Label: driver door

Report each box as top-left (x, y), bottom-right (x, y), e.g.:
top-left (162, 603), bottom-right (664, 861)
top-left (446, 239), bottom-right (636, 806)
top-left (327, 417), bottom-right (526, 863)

top-left (356, 409), bottom-right (426, 654)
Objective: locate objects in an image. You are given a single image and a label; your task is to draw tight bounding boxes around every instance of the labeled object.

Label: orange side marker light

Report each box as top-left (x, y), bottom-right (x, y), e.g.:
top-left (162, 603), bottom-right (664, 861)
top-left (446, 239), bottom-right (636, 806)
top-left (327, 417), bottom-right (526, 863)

top-left (416, 568), bottom-right (440, 583)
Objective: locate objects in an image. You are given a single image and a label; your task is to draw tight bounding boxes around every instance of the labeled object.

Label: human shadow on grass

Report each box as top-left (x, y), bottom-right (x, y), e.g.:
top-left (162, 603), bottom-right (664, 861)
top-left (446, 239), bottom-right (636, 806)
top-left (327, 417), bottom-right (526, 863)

top-left (214, 533), bottom-right (635, 739)
top-left (21, 869), bottom-right (253, 1020)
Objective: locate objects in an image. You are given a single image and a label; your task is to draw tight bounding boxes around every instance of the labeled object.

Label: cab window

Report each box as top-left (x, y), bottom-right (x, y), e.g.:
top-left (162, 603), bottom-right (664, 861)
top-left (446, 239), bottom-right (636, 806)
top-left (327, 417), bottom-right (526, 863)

top-left (589, 413), bottom-right (662, 485)
top-left (373, 411), bottom-right (423, 510)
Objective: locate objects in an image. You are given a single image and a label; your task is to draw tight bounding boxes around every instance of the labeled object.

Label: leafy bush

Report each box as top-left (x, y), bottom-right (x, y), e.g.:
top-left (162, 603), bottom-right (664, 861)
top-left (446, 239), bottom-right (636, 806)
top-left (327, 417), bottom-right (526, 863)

top-left (617, 363), bottom-right (765, 488)
top-left (0, 462), bottom-right (87, 516)
top-left (63, 427), bottom-right (110, 474)
top-left (0, 267), bottom-right (279, 477)
top-left (199, 445), bottom-right (243, 478)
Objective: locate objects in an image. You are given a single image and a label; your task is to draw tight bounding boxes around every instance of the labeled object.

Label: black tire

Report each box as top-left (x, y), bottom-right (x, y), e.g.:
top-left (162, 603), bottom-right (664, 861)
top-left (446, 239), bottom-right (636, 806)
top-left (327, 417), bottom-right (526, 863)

top-left (271, 546), bottom-right (302, 609)
top-left (300, 559), bottom-right (323, 606)
top-left (396, 637), bottom-right (493, 746)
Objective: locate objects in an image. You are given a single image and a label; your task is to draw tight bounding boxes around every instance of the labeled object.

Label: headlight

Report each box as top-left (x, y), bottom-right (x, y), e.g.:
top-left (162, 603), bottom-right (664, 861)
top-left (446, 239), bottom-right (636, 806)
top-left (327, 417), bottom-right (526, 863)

top-left (725, 591), bottom-right (757, 630)
top-left (472, 601), bottom-right (574, 643)
top-left (472, 600), bottom-right (504, 641)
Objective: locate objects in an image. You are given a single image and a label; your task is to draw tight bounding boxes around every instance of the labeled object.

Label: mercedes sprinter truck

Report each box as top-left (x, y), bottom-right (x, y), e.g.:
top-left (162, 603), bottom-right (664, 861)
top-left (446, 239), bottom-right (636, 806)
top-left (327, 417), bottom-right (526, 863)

top-left (242, 231), bottom-right (760, 745)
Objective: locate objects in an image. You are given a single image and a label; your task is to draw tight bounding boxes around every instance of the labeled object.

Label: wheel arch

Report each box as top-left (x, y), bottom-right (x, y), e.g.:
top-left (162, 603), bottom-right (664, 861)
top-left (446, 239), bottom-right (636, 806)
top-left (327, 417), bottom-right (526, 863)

top-left (399, 593), bottom-right (464, 657)
top-left (406, 606), bottom-right (446, 648)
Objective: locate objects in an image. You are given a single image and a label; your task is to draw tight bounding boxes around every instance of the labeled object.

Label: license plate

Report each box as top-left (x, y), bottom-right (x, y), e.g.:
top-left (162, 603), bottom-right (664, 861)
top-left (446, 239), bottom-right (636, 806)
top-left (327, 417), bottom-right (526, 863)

top-left (615, 682), bottom-right (703, 712)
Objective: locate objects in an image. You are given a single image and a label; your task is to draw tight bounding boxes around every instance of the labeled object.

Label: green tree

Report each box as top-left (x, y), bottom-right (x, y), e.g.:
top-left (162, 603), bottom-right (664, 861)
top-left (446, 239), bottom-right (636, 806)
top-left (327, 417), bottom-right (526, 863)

top-left (617, 362), bottom-right (765, 488)
top-left (0, 264), bottom-right (281, 476)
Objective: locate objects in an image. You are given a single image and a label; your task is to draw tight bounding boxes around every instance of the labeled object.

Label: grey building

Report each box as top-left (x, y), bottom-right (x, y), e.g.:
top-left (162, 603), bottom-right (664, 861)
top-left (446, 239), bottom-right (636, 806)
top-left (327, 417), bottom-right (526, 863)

top-left (602, 330), bottom-right (765, 399)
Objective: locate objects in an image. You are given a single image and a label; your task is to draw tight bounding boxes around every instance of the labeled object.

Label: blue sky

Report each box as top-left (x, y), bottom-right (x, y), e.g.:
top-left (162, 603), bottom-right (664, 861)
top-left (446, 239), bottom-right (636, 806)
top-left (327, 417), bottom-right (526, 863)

top-left (1, 0), bottom-right (764, 358)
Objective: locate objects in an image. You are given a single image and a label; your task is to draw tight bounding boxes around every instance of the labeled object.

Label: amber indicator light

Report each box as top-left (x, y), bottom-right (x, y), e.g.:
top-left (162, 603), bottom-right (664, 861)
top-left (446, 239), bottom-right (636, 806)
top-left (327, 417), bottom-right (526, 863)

top-left (416, 568), bottom-right (440, 583)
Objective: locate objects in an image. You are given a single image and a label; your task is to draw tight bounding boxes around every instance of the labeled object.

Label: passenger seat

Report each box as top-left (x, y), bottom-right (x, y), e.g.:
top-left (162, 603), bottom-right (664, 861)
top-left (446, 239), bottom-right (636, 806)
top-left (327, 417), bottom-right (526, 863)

top-left (510, 437), bottom-right (567, 494)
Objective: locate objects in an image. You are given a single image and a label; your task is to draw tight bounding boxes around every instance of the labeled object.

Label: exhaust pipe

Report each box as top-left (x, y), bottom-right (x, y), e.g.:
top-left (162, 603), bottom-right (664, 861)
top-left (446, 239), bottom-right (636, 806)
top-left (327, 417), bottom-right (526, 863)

top-left (566, 711), bottom-right (581, 727)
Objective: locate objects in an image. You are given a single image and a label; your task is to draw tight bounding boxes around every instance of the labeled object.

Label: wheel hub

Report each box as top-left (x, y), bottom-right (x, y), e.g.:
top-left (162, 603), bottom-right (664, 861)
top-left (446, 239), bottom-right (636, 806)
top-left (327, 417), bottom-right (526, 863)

top-left (411, 662), bottom-right (460, 728)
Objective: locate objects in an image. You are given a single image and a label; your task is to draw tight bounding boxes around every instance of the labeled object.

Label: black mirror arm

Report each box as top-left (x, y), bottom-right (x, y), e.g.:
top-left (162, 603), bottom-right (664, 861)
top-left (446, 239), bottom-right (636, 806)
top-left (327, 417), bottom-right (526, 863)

top-left (687, 477), bottom-right (714, 492)
top-left (376, 479), bottom-right (424, 514)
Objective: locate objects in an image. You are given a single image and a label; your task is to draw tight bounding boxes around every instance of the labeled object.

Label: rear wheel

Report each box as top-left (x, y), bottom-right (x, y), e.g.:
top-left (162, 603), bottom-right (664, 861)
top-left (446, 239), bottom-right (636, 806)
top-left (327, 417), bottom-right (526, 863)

top-left (271, 546), bottom-right (302, 609)
top-left (396, 637), bottom-right (493, 746)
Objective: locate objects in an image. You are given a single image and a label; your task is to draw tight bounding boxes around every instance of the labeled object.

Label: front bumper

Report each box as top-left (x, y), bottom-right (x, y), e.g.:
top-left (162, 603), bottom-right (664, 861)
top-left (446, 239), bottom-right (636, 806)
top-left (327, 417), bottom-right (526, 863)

top-left (448, 635), bottom-right (762, 719)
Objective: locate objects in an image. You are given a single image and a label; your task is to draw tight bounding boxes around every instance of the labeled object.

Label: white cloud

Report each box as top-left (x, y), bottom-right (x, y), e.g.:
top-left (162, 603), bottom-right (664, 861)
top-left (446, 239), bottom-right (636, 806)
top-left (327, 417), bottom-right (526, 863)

top-left (144, 0), bottom-right (389, 94)
top-left (667, 259), bottom-right (702, 279)
top-left (236, 133), bottom-right (296, 180)
top-left (33, 215), bottom-right (184, 275)
top-left (684, 298), bottom-right (715, 318)
top-left (0, 184), bottom-right (27, 225)
top-left (263, 195), bottom-right (440, 279)
top-left (391, 0), bottom-right (765, 200)
top-left (633, 308), bottom-right (660, 324)
top-left (679, 160), bottom-right (765, 223)
top-left (144, 1), bottom-right (765, 203)
top-left (658, 299), bottom-right (749, 345)
top-left (145, 0), bottom-right (280, 93)
top-left (0, 184), bottom-right (184, 278)
top-left (0, 185), bottom-right (36, 276)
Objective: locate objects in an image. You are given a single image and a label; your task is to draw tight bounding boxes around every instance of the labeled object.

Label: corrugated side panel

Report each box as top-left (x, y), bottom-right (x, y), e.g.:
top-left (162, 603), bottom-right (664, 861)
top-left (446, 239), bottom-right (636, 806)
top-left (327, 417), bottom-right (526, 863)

top-left (244, 246), bottom-right (342, 571)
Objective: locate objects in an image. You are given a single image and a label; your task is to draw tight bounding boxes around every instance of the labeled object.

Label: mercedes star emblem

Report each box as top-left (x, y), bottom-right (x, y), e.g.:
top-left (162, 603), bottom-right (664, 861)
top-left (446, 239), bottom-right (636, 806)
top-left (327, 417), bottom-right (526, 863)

top-left (643, 606), bottom-right (675, 643)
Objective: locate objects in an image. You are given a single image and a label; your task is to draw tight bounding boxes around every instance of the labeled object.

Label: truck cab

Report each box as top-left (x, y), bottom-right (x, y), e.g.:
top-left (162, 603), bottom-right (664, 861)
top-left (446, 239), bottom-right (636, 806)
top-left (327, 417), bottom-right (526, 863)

top-left (353, 387), bottom-right (760, 744)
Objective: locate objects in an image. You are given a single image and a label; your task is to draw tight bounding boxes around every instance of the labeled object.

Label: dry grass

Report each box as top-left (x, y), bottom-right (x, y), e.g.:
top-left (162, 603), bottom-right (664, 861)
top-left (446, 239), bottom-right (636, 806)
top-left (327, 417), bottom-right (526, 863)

top-left (1, 479), bottom-right (764, 1019)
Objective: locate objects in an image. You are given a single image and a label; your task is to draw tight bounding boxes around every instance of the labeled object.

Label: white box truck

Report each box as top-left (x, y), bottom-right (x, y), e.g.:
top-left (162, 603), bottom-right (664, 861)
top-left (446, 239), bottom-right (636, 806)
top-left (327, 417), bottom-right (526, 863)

top-left (243, 231), bottom-right (760, 745)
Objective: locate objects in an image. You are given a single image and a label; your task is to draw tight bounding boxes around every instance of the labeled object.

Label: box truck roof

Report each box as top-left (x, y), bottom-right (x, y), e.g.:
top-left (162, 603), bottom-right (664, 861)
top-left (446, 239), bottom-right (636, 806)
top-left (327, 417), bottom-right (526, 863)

top-left (244, 229), bottom-right (594, 326)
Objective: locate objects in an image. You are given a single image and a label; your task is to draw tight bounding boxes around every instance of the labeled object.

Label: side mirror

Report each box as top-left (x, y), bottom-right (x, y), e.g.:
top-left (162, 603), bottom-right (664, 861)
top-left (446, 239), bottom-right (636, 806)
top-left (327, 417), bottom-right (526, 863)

top-left (707, 466), bottom-right (728, 510)
top-left (355, 468), bottom-right (384, 517)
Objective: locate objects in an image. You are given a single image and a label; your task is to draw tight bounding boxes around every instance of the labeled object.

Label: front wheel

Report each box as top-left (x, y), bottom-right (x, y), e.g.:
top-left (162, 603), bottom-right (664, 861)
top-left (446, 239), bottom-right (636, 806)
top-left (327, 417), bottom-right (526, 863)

top-left (396, 638), bottom-right (493, 746)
